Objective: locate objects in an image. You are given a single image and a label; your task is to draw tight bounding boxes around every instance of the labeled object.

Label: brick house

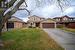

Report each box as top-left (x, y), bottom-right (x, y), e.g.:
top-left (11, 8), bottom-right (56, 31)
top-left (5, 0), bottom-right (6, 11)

top-left (53, 15), bottom-right (75, 28)
top-left (3, 16), bottom-right (26, 31)
top-left (27, 15), bottom-right (45, 28)
top-left (27, 15), bottom-right (56, 28)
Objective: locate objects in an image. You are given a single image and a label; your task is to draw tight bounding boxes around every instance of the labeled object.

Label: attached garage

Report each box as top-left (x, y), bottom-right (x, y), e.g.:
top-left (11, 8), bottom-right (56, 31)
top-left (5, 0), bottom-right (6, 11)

top-left (42, 23), bottom-right (54, 28)
top-left (40, 19), bottom-right (56, 28)
top-left (7, 22), bottom-right (14, 28)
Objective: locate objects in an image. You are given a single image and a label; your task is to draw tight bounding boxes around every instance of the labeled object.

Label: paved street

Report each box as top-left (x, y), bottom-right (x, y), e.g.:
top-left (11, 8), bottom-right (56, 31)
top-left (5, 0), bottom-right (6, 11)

top-left (43, 29), bottom-right (75, 50)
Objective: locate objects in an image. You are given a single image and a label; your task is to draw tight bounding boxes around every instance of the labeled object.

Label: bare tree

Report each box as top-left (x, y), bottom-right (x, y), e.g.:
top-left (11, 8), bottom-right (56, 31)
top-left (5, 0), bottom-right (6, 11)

top-left (0, 0), bottom-right (30, 46)
top-left (0, 0), bottom-right (30, 36)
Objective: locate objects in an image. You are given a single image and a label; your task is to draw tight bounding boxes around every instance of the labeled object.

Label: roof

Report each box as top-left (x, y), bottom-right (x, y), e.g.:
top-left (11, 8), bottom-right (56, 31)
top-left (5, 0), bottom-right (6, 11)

top-left (8, 16), bottom-right (24, 22)
top-left (41, 19), bottom-right (55, 23)
top-left (27, 20), bottom-right (41, 23)
top-left (61, 20), bottom-right (75, 23)
top-left (28, 15), bottom-right (45, 19)
top-left (53, 15), bottom-right (75, 19)
top-left (53, 17), bottom-right (61, 19)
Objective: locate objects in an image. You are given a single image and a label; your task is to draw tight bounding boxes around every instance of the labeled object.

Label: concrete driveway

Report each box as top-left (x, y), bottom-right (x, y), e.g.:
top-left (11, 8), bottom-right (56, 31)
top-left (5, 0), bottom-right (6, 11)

top-left (43, 28), bottom-right (75, 50)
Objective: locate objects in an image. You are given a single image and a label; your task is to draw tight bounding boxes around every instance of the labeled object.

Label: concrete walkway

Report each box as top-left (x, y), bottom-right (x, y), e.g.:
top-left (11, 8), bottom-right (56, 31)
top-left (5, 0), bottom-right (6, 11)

top-left (43, 29), bottom-right (75, 50)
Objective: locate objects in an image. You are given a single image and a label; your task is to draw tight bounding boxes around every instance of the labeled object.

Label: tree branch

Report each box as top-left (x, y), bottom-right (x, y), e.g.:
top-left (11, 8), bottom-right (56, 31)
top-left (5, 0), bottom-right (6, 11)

top-left (6, 0), bottom-right (17, 8)
top-left (0, 0), bottom-right (25, 33)
top-left (18, 8), bottom-right (30, 15)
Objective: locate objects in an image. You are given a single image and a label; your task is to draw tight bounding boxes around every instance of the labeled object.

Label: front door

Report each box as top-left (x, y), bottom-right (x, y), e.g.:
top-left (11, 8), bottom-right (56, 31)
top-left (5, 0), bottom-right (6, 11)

top-left (36, 23), bottom-right (40, 27)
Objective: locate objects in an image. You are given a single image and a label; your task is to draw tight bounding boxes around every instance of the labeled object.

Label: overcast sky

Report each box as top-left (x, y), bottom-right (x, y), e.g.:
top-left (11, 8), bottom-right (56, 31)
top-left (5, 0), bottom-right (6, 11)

top-left (13, 0), bottom-right (75, 22)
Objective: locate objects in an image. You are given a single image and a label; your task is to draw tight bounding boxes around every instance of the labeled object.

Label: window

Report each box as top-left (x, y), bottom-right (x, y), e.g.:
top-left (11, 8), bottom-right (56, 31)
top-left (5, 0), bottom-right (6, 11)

top-left (31, 23), bottom-right (32, 25)
top-left (34, 17), bottom-right (35, 21)
top-left (63, 17), bottom-right (68, 20)
top-left (56, 19), bottom-right (60, 21)
top-left (40, 18), bottom-right (41, 20)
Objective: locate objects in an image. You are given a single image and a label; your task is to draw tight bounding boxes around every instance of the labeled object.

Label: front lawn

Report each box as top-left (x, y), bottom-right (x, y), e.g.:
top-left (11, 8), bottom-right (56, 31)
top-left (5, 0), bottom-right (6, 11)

top-left (1, 28), bottom-right (64, 50)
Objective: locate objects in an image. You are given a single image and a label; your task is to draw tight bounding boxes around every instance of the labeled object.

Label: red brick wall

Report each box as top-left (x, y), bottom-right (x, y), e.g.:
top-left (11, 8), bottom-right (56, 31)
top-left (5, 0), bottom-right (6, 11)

top-left (56, 22), bottom-right (75, 29)
top-left (14, 22), bottom-right (23, 28)
top-left (67, 22), bottom-right (75, 29)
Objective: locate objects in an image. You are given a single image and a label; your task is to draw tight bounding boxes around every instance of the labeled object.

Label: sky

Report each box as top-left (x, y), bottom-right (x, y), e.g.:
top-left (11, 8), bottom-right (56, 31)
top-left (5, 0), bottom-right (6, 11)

top-left (13, 0), bottom-right (75, 22)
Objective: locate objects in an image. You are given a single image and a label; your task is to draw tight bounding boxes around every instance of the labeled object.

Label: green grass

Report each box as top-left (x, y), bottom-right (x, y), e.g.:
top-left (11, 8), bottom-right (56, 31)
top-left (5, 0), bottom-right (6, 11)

top-left (60, 28), bottom-right (75, 33)
top-left (1, 28), bottom-right (64, 50)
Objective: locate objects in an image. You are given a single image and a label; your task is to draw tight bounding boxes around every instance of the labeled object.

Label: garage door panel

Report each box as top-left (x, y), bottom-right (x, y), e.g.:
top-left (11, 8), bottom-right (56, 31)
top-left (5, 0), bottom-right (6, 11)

top-left (42, 23), bottom-right (54, 28)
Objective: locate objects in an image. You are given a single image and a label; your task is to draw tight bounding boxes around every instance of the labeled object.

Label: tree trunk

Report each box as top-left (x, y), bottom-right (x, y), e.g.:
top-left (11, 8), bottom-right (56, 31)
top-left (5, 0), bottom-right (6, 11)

top-left (0, 28), bottom-right (4, 47)
top-left (0, 22), bottom-right (4, 47)
top-left (0, 29), bottom-right (2, 36)
top-left (0, 0), bottom-right (26, 47)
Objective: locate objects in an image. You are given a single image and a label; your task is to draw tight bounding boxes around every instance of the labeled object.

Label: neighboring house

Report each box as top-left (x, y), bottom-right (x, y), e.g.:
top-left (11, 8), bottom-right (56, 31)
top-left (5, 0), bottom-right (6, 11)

top-left (53, 15), bottom-right (75, 28)
top-left (27, 15), bottom-right (56, 28)
top-left (27, 15), bottom-right (45, 27)
top-left (2, 16), bottom-right (26, 31)
top-left (53, 15), bottom-right (75, 21)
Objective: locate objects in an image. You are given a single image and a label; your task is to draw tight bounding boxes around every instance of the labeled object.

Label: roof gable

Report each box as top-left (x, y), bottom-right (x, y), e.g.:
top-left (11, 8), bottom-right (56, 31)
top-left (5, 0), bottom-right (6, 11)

top-left (28, 15), bottom-right (45, 19)
top-left (8, 16), bottom-right (24, 22)
top-left (41, 19), bottom-right (55, 23)
top-left (61, 15), bottom-right (70, 18)
top-left (53, 15), bottom-right (75, 19)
